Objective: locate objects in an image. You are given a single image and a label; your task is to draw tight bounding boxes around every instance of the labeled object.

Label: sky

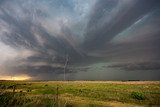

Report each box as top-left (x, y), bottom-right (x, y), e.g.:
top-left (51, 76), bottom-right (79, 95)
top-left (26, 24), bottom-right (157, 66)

top-left (0, 0), bottom-right (160, 80)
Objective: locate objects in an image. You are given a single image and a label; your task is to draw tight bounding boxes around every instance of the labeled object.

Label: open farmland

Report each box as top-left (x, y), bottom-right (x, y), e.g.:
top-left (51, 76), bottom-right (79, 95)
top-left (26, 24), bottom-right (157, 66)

top-left (0, 81), bottom-right (160, 107)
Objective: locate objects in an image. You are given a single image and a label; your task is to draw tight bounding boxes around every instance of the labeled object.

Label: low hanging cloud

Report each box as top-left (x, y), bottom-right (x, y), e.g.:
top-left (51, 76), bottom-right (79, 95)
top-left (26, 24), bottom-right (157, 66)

top-left (107, 61), bottom-right (160, 71)
top-left (0, 0), bottom-right (160, 80)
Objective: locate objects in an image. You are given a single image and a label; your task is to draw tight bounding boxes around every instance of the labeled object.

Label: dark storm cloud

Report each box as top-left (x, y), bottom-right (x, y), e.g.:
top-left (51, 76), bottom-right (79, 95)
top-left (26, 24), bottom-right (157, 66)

top-left (86, 7), bottom-right (160, 62)
top-left (0, 0), bottom-right (160, 80)
top-left (83, 0), bottom-right (160, 51)
top-left (0, 1), bottom-right (80, 57)
top-left (108, 62), bottom-right (160, 71)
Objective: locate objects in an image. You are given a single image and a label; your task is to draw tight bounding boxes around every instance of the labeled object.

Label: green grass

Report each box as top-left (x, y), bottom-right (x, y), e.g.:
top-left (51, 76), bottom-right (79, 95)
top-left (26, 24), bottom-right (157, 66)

top-left (131, 91), bottom-right (146, 100)
top-left (0, 81), bottom-right (160, 107)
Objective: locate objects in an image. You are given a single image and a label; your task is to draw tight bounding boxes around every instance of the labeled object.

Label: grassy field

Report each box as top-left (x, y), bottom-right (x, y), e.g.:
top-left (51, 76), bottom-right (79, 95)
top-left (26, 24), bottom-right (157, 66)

top-left (0, 81), bottom-right (160, 107)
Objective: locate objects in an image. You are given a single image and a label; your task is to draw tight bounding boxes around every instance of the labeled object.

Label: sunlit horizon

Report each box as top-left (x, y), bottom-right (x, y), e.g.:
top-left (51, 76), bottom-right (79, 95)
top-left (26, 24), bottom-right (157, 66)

top-left (0, 74), bottom-right (31, 81)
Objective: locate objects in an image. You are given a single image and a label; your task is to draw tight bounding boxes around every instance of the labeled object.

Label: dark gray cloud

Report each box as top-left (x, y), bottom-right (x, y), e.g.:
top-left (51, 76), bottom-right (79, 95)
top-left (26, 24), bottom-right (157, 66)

top-left (108, 61), bottom-right (160, 71)
top-left (83, 0), bottom-right (160, 51)
top-left (0, 0), bottom-right (160, 80)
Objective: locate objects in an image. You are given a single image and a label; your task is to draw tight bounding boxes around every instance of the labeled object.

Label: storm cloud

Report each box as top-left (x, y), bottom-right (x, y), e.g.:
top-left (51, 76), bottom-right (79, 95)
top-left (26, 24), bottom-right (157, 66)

top-left (0, 0), bottom-right (160, 80)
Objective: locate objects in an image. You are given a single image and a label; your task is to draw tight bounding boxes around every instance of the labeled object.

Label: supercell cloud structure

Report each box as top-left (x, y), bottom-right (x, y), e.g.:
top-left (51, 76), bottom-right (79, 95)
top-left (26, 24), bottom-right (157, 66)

top-left (0, 0), bottom-right (160, 80)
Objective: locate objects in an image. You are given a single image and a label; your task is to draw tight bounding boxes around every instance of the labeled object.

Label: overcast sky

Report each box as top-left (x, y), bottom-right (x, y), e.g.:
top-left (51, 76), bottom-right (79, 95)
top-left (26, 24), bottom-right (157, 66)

top-left (0, 0), bottom-right (160, 80)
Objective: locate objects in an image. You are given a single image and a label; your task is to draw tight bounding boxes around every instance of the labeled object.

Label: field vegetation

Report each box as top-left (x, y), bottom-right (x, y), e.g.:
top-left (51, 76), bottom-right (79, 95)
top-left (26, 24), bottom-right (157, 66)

top-left (0, 81), bottom-right (160, 107)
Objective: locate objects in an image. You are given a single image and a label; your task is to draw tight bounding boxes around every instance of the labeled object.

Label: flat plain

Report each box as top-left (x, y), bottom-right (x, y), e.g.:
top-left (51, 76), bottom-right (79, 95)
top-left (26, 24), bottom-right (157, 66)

top-left (0, 81), bottom-right (160, 107)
